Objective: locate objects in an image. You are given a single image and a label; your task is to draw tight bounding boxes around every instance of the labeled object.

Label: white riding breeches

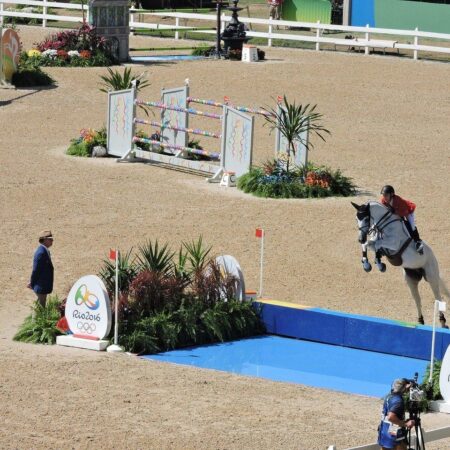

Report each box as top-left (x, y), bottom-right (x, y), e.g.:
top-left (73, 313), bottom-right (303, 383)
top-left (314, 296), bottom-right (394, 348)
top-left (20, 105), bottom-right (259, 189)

top-left (407, 212), bottom-right (416, 230)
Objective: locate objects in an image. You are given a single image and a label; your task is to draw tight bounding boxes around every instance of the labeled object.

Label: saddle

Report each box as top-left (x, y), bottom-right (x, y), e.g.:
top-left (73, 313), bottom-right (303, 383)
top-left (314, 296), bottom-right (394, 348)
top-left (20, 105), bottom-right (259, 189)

top-left (379, 237), bottom-right (412, 266)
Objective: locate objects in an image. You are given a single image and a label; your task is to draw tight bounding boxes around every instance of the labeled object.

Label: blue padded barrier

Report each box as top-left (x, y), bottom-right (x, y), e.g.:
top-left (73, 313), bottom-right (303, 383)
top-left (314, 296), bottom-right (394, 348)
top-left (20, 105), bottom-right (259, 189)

top-left (254, 301), bottom-right (450, 361)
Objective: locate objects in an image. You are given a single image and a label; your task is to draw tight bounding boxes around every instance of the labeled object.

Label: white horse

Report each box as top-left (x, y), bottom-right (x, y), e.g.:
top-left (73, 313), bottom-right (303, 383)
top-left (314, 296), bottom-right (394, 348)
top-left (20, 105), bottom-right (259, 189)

top-left (351, 201), bottom-right (449, 327)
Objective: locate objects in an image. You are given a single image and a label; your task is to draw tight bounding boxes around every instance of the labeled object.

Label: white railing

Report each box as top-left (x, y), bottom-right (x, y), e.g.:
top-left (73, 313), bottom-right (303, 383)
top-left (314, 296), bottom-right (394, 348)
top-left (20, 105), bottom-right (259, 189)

top-left (0, 0), bottom-right (87, 27)
top-left (129, 10), bottom-right (450, 60)
top-left (1, 1), bottom-right (450, 61)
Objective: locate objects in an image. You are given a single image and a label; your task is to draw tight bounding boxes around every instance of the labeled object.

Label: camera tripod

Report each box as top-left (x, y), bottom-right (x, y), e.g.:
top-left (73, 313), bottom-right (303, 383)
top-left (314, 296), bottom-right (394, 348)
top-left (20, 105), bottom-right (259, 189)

top-left (406, 410), bottom-right (426, 450)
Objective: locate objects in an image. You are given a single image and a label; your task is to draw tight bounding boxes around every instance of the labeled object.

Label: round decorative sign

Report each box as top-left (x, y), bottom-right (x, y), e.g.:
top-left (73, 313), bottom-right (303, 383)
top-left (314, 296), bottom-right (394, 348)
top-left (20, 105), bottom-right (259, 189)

top-left (1, 29), bottom-right (21, 82)
top-left (65, 275), bottom-right (112, 340)
top-left (215, 255), bottom-right (246, 301)
top-left (440, 344), bottom-right (450, 402)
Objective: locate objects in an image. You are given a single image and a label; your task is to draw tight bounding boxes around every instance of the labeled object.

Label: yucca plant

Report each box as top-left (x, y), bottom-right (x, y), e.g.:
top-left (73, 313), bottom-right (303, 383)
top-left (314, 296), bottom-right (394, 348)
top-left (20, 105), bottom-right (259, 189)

top-left (98, 67), bottom-right (150, 92)
top-left (99, 67), bottom-right (150, 116)
top-left (14, 296), bottom-right (63, 345)
top-left (183, 236), bottom-right (211, 272)
top-left (136, 240), bottom-right (175, 274)
top-left (264, 96), bottom-right (330, 173)
top-left (99, 249), bottom-right (138, 294)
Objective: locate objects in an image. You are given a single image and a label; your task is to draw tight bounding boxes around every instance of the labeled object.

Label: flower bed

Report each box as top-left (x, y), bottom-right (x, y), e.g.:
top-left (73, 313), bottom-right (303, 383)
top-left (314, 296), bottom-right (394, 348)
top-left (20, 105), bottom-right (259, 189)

top-left (67, 128), bottom-right (107, 157)
top-left (25, 24), bottom-right (116, 68)
top-left (238, 160), bottom-right (357, 199)
top-left (99, 239), bottom-right (264, 354)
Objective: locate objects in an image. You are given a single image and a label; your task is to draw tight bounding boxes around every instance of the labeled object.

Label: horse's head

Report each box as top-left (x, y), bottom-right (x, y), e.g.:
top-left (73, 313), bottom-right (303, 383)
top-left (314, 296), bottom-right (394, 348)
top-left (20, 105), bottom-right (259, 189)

top-left (351, 202), bottom-right (371, 244)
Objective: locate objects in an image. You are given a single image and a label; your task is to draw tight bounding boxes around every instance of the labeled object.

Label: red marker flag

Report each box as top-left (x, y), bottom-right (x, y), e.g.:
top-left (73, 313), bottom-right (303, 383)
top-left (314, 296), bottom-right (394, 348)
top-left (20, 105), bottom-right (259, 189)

top-left (224, 96), bottom-right (230, 104)
top-left (277, 95), bottom-right (283, 104)
top-left (255, 228), bottom-right (264, 238)
top-left (109, 249), bottom-right (117, 261)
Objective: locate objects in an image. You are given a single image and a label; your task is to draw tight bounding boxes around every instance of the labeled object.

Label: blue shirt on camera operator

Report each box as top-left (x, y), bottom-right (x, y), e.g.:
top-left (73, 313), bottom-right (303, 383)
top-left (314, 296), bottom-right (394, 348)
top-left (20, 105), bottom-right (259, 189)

top-left (378, 378), bottom-right (415, 450)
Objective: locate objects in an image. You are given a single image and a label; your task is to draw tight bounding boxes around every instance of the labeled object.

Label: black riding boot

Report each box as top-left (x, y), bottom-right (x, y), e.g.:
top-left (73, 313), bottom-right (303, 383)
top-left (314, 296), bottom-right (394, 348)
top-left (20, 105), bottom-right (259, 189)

top-left (411, 228), bottom-right (424, 254)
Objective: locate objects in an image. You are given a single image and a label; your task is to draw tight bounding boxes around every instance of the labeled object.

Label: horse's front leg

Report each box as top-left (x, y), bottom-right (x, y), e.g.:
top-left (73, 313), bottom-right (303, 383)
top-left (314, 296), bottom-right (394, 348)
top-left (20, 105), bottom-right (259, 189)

top-left (360, 243), bottom-right (372, 272)
top-left (374, 250), bottom-right (386, 273)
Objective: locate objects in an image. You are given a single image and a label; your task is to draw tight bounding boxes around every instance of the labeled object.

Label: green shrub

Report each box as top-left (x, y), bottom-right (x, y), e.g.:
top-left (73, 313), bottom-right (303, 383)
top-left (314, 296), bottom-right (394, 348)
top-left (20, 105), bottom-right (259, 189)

top-left (14, 296), bottom-right (63, 345)
top-left (119, 328), bottom-right (160, 354)
top-left (191, 45), bottom-right (214, 57)
top-left (421, 359), bottom-right (443, 401)
top-left (66, 140), bottom-right (91, 157)
top-left (119, 299), bottom-right (264, 354)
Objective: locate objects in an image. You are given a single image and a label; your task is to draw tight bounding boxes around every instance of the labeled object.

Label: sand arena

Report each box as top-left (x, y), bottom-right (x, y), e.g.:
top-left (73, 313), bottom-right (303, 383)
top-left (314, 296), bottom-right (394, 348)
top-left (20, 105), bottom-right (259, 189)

top-left (0, 26), bottom-right (449, 450)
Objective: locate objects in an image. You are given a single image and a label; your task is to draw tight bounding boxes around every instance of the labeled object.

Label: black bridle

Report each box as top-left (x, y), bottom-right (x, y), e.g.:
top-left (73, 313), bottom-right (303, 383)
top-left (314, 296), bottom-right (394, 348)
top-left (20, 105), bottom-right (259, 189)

top-left (358, 203), bottom-right (403, 243)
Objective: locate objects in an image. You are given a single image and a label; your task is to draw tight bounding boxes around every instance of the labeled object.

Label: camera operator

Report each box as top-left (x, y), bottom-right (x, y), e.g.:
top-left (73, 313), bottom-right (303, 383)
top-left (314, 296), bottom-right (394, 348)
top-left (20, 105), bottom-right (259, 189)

top-left (378, 379), bottom-right (415, 450)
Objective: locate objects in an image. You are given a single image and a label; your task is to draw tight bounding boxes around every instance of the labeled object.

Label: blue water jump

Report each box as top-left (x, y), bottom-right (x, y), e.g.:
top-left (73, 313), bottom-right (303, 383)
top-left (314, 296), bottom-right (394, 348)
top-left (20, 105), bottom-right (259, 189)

top-left (143, 335), bottom-right (428, 397)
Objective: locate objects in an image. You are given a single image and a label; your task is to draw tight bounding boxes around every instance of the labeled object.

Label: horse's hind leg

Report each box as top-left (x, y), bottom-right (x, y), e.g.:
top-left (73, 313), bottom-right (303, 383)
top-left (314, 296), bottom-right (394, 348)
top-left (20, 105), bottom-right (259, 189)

top-left (428, 275), bottom-right (448, 328)
top-left (404, 270), bottom-right (424, 324)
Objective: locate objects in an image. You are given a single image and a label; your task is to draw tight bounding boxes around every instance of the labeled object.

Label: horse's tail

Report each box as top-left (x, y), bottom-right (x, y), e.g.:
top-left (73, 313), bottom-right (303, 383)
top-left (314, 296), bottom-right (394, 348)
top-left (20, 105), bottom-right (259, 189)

top-left (440, 277), bottom-right (450, 299)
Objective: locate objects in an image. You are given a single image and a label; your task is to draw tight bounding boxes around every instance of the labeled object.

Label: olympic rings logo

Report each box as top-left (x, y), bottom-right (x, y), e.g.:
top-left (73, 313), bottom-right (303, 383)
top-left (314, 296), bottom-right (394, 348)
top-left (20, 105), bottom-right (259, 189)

top-left (74, 284), bottom-right (100, 310)
top-left (77, 321), bottom-right (96, 334)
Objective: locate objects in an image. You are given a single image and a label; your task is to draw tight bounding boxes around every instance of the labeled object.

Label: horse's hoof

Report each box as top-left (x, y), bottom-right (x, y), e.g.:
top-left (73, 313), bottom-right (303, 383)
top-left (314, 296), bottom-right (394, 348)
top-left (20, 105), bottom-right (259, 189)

top-left (362, 260), bottom-right (372, 272)
top-left (377, 263), bottom-right (386, 273)
top-left (418, 316), bottom-right (425, 325)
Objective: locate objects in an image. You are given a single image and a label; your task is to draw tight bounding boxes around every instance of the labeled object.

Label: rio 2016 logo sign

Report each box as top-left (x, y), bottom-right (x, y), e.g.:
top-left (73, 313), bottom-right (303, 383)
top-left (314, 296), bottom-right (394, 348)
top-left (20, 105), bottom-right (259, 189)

top-left (75, 284), bottom-right (100, 310)
top-left (65, 275), bottom-right (111, 340)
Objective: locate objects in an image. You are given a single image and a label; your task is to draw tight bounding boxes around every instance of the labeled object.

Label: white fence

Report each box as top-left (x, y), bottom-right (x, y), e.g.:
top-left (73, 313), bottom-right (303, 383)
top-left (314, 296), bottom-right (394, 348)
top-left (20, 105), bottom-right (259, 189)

top-left (1, 1), bottom-right (450, 61)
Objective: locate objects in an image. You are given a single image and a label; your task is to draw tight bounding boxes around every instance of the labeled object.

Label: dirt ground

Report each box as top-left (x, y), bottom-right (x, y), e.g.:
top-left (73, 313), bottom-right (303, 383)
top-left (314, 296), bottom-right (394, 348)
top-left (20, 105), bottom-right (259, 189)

top-left (0, 26), bottom-right (449, 449)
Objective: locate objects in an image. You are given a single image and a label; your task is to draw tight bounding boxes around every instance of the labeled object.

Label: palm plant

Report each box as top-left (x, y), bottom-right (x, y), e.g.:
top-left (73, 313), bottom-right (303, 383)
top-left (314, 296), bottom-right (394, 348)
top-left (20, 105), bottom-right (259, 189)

top-left (264, 96), bottom-right (330, 173)
top-left (98, 67), bottom-right (150, 93)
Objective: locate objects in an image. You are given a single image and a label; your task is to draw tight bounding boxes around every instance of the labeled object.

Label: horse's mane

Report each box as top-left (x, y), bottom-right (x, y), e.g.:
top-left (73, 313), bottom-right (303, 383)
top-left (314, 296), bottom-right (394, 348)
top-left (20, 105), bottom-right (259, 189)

top-left (367, 201), bottom-right (399, 217)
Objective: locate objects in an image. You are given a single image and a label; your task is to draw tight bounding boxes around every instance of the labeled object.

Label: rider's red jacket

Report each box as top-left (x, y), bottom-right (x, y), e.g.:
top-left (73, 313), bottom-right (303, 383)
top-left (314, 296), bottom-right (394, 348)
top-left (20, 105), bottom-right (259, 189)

top-left (380, 194), bottom-right (416, 217)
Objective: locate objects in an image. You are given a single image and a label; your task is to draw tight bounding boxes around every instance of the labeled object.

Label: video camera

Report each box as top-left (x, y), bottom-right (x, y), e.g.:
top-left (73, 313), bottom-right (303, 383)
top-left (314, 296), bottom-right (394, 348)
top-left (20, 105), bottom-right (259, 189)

top-left (404, 373), bottom-right (425, 403)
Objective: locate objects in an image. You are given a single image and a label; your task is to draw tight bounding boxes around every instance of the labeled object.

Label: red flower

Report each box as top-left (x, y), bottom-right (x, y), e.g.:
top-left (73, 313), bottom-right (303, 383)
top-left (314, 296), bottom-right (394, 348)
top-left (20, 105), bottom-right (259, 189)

top-left (56, 316), bottom-right (70, 333)
top-left (79, 50), bottom-right (91, 59)
top-left (57, 50), bottom-right (68, 60)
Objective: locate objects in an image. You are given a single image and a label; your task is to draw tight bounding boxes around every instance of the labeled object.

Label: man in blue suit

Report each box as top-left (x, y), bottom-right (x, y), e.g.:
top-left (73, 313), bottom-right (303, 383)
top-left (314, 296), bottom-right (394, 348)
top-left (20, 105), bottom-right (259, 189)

top-left (28, 230), bottom-right (54, 307)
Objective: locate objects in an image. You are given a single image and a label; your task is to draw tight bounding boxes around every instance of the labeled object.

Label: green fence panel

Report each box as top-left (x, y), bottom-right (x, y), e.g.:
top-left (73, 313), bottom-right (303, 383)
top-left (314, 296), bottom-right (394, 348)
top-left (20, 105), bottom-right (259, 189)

top-left (282, 0), bottom-right (332, 24)
top-left (375, 0), bottom-right (450, 34)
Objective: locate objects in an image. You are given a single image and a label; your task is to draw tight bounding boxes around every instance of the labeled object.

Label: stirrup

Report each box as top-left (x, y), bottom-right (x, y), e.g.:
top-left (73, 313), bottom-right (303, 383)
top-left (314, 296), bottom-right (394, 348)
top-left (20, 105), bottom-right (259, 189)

top-left (415, 241), bottom-right (424, 254)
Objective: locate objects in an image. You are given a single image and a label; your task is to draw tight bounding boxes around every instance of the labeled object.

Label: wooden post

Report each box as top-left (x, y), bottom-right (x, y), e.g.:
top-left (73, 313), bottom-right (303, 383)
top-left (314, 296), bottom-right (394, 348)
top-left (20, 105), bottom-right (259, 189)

top-left (414, 27), bottom-right (419, 61)
top-left (365, 23), bottom-right (370, 55)
top-left (175, 17), bottom-right (179, 40)
top-left (268, 17), bottom-right (272, 47)
top-left (43, 0), bottom-right (47, 28)
top-left (315, 21), bottom-right (320, 51)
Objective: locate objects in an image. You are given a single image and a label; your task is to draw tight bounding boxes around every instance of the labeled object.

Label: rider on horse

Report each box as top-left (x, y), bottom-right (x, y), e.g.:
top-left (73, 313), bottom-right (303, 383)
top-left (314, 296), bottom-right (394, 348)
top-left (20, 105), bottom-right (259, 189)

top-left (380, 185), bottom-right (424, 254)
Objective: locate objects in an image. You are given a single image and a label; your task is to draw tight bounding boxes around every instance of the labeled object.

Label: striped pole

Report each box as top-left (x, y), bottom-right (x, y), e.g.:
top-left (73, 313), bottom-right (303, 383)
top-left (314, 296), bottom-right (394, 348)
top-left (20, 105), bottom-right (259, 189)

top-left (133, 137), bottom-right (221, 160)
top-left (134, 118), bottom-right (221, 139)
top-left (136, 100), bottom-right (222, 120)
